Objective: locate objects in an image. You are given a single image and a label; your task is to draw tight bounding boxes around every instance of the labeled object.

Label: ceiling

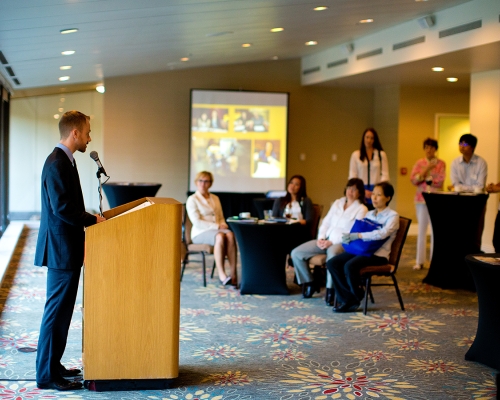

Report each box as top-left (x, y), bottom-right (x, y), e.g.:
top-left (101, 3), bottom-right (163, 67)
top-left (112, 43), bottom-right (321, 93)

top-left (0, 0), bottom-right (484, 95)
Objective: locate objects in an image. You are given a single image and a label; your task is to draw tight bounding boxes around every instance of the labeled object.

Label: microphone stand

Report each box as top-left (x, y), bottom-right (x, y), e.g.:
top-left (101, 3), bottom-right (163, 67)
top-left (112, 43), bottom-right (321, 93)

top-left (96, 169), bottom-right (108, 217)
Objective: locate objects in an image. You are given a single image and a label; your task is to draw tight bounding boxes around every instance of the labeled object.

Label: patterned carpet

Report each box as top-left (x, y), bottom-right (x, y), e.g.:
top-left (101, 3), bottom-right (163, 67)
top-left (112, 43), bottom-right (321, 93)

top-left (0, 227), bottom-right (497, 399)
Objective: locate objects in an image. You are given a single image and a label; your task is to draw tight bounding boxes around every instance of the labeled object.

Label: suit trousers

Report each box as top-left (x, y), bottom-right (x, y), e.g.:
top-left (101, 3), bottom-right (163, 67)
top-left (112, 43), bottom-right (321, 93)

top-left (291, 241), bottom-right (343, 288)
top-left (493, 210), bottom-right (500, 253)
top-left (327, 252), bottom-right (387, 305)
top-left (36, 267), bottom-right (81, 384)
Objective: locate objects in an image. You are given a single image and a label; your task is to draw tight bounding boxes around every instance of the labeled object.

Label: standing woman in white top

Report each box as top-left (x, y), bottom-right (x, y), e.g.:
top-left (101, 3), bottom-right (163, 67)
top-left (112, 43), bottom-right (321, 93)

top-left (349, 128), bottom-right (390, 209)
top-left (186, 171), bottom-right (237, 286)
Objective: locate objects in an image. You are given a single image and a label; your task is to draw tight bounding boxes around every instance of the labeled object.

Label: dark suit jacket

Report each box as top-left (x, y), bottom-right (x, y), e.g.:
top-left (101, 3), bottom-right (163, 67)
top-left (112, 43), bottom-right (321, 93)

top-left (35, 147), bottom-right (97, 270)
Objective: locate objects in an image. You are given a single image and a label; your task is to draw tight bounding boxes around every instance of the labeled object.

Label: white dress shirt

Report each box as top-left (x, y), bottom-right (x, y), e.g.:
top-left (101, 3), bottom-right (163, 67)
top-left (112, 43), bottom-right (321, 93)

top-left (318, 198), bottom-right (368, 243)
top-left (349, 149), bottom-right (390, 185)
top-left (450, 154), bottom-right (487, 191)
top-left (186, 191), bottom-right (225, 239)
top-left (358, 207), bottom-right (399, 259)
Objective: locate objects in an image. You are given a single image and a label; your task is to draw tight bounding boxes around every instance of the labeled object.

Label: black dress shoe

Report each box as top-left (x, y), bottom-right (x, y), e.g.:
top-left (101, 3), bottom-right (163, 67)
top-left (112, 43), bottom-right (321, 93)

top-left (325, 288), bottom-right (334, 306)
top-left (60, 368), bottom-right (82, 377)
top-left (37, 379), bottom-right (83, 391)
top-left (333, 302), bottom-right (360, 313)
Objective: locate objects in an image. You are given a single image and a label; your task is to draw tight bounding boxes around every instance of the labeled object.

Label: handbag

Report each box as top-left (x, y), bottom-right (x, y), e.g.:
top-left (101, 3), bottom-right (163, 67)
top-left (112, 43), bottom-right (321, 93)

top-left (342, 218), bottom-right (389, 257)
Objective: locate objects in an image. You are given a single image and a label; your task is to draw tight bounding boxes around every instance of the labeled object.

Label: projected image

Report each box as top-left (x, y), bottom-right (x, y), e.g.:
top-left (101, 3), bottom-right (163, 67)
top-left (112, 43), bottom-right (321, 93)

top-left (191, 137), bottom-right (251, 177)
top-left (192, 108), bottom-right (229, 132)
top-left (234, 108), bottom-right (269, 132)
top-left (253, 139), bottom-right (281, 178)
top-left (190, 90), bottom-right (288, 192)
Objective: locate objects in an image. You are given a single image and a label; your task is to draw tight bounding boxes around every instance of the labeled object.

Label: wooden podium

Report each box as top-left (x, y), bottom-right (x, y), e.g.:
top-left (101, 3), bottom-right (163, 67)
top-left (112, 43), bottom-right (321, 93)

top-left (83, 197), bottom-right (181, 391)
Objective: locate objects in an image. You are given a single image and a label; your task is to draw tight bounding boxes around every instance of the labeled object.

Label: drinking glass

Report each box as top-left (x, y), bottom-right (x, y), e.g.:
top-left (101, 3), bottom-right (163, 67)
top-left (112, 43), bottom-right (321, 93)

top-left (284, 204), bottom-right (292, 219)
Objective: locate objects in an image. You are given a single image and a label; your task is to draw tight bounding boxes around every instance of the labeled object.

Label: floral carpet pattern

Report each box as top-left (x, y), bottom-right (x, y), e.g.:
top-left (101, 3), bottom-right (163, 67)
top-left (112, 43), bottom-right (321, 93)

top-left (0, 227), bottom-right (497, 399)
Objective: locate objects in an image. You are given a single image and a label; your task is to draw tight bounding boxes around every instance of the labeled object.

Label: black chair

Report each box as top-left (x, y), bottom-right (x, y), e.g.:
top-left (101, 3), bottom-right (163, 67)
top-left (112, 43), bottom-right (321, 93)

top-left (180, 205), bottom-right (214, 287)
top-left (358, 216), bottom-right (411, 314)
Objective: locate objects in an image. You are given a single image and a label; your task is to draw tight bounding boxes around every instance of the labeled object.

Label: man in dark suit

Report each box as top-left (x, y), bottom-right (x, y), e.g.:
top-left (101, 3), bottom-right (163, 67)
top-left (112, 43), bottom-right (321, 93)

top-left (35, 110), bottom-right (105, 391)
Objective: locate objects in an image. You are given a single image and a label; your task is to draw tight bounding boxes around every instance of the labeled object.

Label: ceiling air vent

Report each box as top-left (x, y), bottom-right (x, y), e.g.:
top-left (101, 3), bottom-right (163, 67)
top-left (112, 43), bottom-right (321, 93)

top-left (356, 48), bottom-right (382, 60)
top-left (439, 20), bottom-right (482, 38)
top-left (327, 59), bottom-right (348, 69)
top-left (0, 51), bottom-right (8, 65)
top-left (302, 66), bottom-right (320, 75)
top-left (5, 66), bottom-right (15, 77)
top-left (13, 78), bottom-right (20, 85)
top-left (393, 36), bottom-right (425, 51)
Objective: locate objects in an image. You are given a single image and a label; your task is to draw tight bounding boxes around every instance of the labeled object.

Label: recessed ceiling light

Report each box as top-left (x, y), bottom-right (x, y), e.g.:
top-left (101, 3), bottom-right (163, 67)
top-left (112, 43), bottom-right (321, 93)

top-left (270, 27), bottom-right (284, 32)
top-left (54, 114), bottom-right (60, 119)
top-left (60, 65), bottom-right (72, 70)
top-left (415, 0), bottom-right (429, 2)
top-left (432, 67), bottom-right (444, 72)
top-left (359, 19), bottom-right (374, 24)
top-left (272, 56), bottom-right (279, 60)
top-left (180, 57), bottom-right (189, 62)
top-left (447, 77), bottom-right (458, 82)
top-left (96, 85), bottom-right (105, 94)
top-left (242, 43), bottom-right (252, 47)
top-left (61, 50), bottom-right (75, 55)
top-left (305, 41), bottom-right (318, 46)
top-left (313, 6), bottom-right (328, 11)
top-left (60, 28), bottom-right (78, 34)
top-left (58, 76), bottom-right (70, 81)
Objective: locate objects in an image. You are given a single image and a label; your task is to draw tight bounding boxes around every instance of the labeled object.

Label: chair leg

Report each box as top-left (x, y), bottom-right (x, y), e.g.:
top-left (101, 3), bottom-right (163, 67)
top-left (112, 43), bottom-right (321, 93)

top-left (363, 277), bottom-right (371, 315)
top-left (369, 286), bottom-right (375, 304)
top-left (211, 259), bottom-right (216, 279)
top-left (180, 256), bottom-right (187, 282)
top-left (392, 274), bottom-right (405, 311)
top-left (200, 252), bottom-right (207, 287)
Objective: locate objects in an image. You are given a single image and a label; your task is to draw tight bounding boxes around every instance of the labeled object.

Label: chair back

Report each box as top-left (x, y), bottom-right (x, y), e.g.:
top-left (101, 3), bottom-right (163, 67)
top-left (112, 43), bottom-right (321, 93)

top-left (388, 216), bottom-right (411, 269)
top-left (311, 204), bottom-right (324, 239)
top-left (182, 205), bottom-right (194, 245)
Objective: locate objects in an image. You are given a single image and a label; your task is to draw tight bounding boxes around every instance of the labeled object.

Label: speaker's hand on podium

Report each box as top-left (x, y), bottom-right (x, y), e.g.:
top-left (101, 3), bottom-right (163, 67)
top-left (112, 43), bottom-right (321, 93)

top-left (95, 214), bottom-right (106, 223)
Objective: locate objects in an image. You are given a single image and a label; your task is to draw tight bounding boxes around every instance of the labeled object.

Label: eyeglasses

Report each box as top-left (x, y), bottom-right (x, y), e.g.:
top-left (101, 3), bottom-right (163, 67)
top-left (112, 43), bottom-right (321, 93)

top-left (459, 142), bottom-right (471, 147)
top-left (198, 179), bottom-right (212, 184)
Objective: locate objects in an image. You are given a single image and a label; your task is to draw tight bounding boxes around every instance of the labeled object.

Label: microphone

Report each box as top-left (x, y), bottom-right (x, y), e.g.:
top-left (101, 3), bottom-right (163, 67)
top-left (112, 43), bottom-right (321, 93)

top-left (89, 151), bottom-right (108, 176)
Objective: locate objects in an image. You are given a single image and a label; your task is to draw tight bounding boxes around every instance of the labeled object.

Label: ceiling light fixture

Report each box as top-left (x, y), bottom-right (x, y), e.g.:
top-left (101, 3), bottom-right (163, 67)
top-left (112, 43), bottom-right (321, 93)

top-left (432, 67), bottom-right (444, 72)
top-left (272, 56), bottom-right (279, 60)
top-left (242, 43), bottom-right (252, 47)
top-left (270, 27), bottom-right (284, 32)
top-left (61, 50), bottom-right (75, 55)
top-left (447, 77), bottom-right (458, 82)
top-left (60, 28), bottom-right (78, 34)
top-left (96, 85), bottom-right (105, 93)
top-left (359, 19), bottom-right (374, 24)
top-left (180, 57), bottom-right (189, 61)
top-left (313, 6), bottom-right (328, 11)
top-left (58, 76), bottom-right (70, 81)
top-left (305, 41), bottom-right (317, 46)
top-left (60, 65), bottom-right (72, 70)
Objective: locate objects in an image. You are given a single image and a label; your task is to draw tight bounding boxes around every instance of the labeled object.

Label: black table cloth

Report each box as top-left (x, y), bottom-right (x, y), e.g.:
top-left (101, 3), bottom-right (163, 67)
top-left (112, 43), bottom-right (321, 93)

top-left (228, 221), bottom-right (306, 295)
top-left (422, 192), bottom-right (488, 291)
top-left (464, 254), bottom-right (500, 371)
top-left (103, 182), bottom-right (162, 208)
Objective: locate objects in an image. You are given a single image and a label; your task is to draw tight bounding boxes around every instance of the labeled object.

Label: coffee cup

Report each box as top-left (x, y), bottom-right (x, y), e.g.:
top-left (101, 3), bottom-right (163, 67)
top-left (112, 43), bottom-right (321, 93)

top-left (239, 212), bottom-right (251, 219)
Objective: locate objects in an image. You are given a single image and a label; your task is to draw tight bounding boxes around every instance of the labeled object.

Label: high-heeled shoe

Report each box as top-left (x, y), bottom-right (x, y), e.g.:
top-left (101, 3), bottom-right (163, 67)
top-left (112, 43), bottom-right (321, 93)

top-left (302, 282), bottom-right (319, 298)
top-left (220, 276), bottom-right (232, 286)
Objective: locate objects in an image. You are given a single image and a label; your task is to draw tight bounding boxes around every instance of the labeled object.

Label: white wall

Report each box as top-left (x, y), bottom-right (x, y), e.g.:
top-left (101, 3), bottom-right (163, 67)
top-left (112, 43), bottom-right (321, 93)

top-left (10, 91), bottom-right (104, 215)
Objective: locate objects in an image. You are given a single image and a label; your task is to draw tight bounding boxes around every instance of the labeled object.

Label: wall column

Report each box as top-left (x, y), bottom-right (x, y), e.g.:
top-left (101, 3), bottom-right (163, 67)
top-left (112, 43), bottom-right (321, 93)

top-left (470, 70), bottom-right (500, 252)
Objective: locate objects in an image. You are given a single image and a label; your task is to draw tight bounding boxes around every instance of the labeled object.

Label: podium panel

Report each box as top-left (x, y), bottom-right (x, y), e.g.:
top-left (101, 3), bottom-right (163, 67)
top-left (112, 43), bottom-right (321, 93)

top-left (84, 197), bottom-right (181, 381)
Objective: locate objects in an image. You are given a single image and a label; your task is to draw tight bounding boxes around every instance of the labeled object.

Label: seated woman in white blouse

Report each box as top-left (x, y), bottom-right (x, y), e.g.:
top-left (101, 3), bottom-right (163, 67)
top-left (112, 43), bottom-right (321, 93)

top-left (290, 178), bottom-right (368, 303)
top-left (186, 171), bottom-right (237, 286)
